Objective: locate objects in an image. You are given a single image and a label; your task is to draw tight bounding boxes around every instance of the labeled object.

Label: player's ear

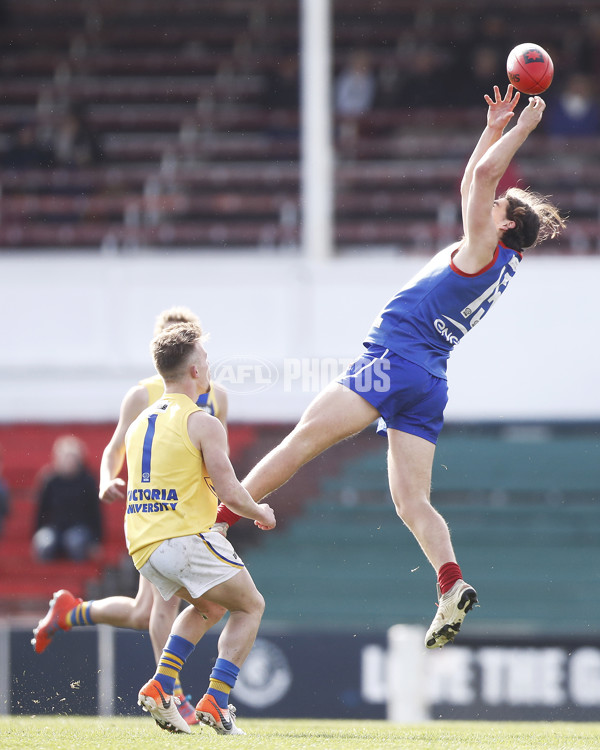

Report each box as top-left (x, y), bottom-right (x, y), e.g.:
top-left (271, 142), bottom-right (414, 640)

top-left (500, 219), bottom-right (516, 231)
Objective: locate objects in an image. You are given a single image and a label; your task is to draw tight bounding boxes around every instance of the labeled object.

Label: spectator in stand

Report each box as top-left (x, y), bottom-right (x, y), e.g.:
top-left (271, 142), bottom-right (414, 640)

top-left (0, 447), bottom-right (10, 537)
top-left (544, 73), bottom-right (600, 137)
top-left (2, 121), bottom-right (55, 169)
top-left (32, 436), bottom-right (102, 562)
top-left (394, 45), bottom-right (455, 108)
top-left (576, 13), bottom-right (600, 80)
top-left (52, 104), bottom-right (103, 168)
top-left (263, 55), bottom-right (299, 112)
top-left (335, 50), bottom-right (376, 117)
top-left (453, 45), bottom-right (503, 106)
top-left (335, 50), bottom-right (377, 144)
top-left (477, 15), bottom-right (512, 61)
top-left (262, 54), bottom-right (300, 140)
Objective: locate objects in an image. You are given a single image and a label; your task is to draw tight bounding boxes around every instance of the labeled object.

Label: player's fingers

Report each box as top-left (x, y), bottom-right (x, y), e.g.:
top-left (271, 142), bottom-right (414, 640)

top-left (254, 521), bottom-right (274, 530)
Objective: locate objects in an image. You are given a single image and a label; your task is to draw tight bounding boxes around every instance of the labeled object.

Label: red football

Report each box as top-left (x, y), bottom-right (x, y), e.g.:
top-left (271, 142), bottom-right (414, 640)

top-left (506, 43), bottom-right (554, 95)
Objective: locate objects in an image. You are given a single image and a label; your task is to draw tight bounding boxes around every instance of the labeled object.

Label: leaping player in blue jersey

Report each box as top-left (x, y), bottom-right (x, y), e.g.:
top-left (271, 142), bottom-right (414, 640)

top-left (215, 85), bottom-right (566, 648)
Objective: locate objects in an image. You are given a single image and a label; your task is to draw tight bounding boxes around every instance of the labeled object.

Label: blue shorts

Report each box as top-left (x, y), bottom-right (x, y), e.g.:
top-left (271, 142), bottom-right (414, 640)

top-left (337, 345), bottom-right (448, 444)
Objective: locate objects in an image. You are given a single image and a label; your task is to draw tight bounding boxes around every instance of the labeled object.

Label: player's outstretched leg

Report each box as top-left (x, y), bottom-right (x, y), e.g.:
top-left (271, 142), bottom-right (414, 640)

top-left (31, 589), bottom-right (82, 654)
top-left (425, 579), bottom-right (478, 648)
top-left (137, 678), bottom-right (191, 734)
top-left (195, 693), bottom-right (245, 735)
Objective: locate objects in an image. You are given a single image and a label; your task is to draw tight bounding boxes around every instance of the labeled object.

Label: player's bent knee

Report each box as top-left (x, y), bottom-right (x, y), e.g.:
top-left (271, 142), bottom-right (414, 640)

top-left (252, 591), bottom-right (266, 618)
top-left (237, 590), bottom-right (265, 620)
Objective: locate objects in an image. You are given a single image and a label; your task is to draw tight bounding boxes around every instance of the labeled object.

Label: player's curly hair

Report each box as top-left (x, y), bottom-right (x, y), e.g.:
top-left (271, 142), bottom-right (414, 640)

top-left (153, 306), bottom-right (201, 337)
top-left (501, 187), bottom-right (567, 251)
top-left (152, 322), bottom-right (203, 379)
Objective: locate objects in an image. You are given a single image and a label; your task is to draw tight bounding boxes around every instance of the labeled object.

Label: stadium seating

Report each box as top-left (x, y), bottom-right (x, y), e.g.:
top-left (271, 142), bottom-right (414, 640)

top-left (0, 0), bottom-right (597, 252)
top-left (242, 427), bottom-right (600, 633)
top-left (0, 423), bottom-right (124, 613)
top-left (318, 429), bottom-right (600, 505)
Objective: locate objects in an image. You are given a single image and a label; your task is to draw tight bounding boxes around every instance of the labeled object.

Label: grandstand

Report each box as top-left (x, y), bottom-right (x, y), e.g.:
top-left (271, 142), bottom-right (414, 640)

top-left (0, 0), bottom-right (598, 252)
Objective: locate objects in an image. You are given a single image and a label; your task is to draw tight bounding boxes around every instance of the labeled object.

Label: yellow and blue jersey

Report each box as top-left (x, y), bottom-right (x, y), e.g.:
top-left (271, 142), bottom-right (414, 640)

top-left (124, 392), bottom-right (219, 569)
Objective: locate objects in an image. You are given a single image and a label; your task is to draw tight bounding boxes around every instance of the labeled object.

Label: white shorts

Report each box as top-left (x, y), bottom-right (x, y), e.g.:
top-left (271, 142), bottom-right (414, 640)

top-left (139, 532), bottom-right (245, 601)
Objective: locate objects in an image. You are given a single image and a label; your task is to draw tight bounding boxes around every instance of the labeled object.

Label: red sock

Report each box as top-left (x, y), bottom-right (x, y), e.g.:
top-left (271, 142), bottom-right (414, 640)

top-left (437, 562), bottom-right (462, 595)
top-left (216, 503), bottom-right (241, 527)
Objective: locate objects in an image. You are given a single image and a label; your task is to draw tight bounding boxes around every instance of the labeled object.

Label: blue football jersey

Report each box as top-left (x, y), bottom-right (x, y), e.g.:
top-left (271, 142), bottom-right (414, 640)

top-left (365, 242), bottom-right (522, 378)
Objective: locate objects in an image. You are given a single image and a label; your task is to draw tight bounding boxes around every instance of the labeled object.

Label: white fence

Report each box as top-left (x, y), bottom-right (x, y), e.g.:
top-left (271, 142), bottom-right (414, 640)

top-left (1, 251), bottom-right (598, 423)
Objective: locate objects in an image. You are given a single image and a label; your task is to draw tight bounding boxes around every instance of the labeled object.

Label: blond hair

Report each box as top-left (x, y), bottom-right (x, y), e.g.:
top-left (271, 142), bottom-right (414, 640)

top-left (151, 322), bottom-right (203, 380)
top-left (153, 306), bottom-right (201, 337)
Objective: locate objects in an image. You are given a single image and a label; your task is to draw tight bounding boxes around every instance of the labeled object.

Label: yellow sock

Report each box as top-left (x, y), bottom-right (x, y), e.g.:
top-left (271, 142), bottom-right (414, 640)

top-left (208, 678), bottom-right (232, 707)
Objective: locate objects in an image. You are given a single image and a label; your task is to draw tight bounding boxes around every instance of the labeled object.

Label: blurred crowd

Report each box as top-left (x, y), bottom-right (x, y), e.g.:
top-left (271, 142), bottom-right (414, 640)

top-left (262, 10), bottom-right (600, 139)
top-left (2, 103), bottom-right (102, 171)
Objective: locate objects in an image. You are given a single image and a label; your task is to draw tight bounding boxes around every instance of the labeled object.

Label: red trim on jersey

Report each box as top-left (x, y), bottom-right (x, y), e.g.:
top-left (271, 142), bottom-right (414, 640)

top-left (499, 240), bottom-right (522, 259)
top-left (450, 245), bottom-right (499, 277)
top-left (451, 241), bottom-right (522, 277)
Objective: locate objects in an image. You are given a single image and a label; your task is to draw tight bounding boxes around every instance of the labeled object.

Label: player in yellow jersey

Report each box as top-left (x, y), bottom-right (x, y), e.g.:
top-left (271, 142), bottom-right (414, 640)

top-left (131, 322), bottom-right (275, 734)
top-left (31, 306), bottom-right (227, 726)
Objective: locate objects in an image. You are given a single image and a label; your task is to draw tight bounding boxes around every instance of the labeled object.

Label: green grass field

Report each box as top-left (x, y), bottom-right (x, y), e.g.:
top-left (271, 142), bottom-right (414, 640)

top-left (1, 717), bottom-right (599, 750)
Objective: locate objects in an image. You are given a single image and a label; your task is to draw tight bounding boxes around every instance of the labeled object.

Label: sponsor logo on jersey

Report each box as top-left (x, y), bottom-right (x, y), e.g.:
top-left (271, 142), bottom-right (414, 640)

top-left (126, 502), bottom-right (178, 514)
top-left (434, 318), bottom-right (462, 346)
top-left (126, 487), bottom-right (179, 513)
top-left (434, 258), bottom-right (519, 345)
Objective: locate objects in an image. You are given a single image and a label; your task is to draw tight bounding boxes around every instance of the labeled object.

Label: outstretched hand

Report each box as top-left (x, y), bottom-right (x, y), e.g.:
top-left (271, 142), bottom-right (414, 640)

top-left (517, 94), bottom-right (546, 132)
top-left (484, 84), bottom-right (520, 131)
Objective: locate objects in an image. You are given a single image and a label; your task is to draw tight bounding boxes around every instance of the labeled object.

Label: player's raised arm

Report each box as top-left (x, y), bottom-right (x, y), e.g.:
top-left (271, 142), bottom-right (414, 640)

top-left (456, 92), bottom-right (547, 272)
top-left (460, 85), bottom-right (520, 227)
